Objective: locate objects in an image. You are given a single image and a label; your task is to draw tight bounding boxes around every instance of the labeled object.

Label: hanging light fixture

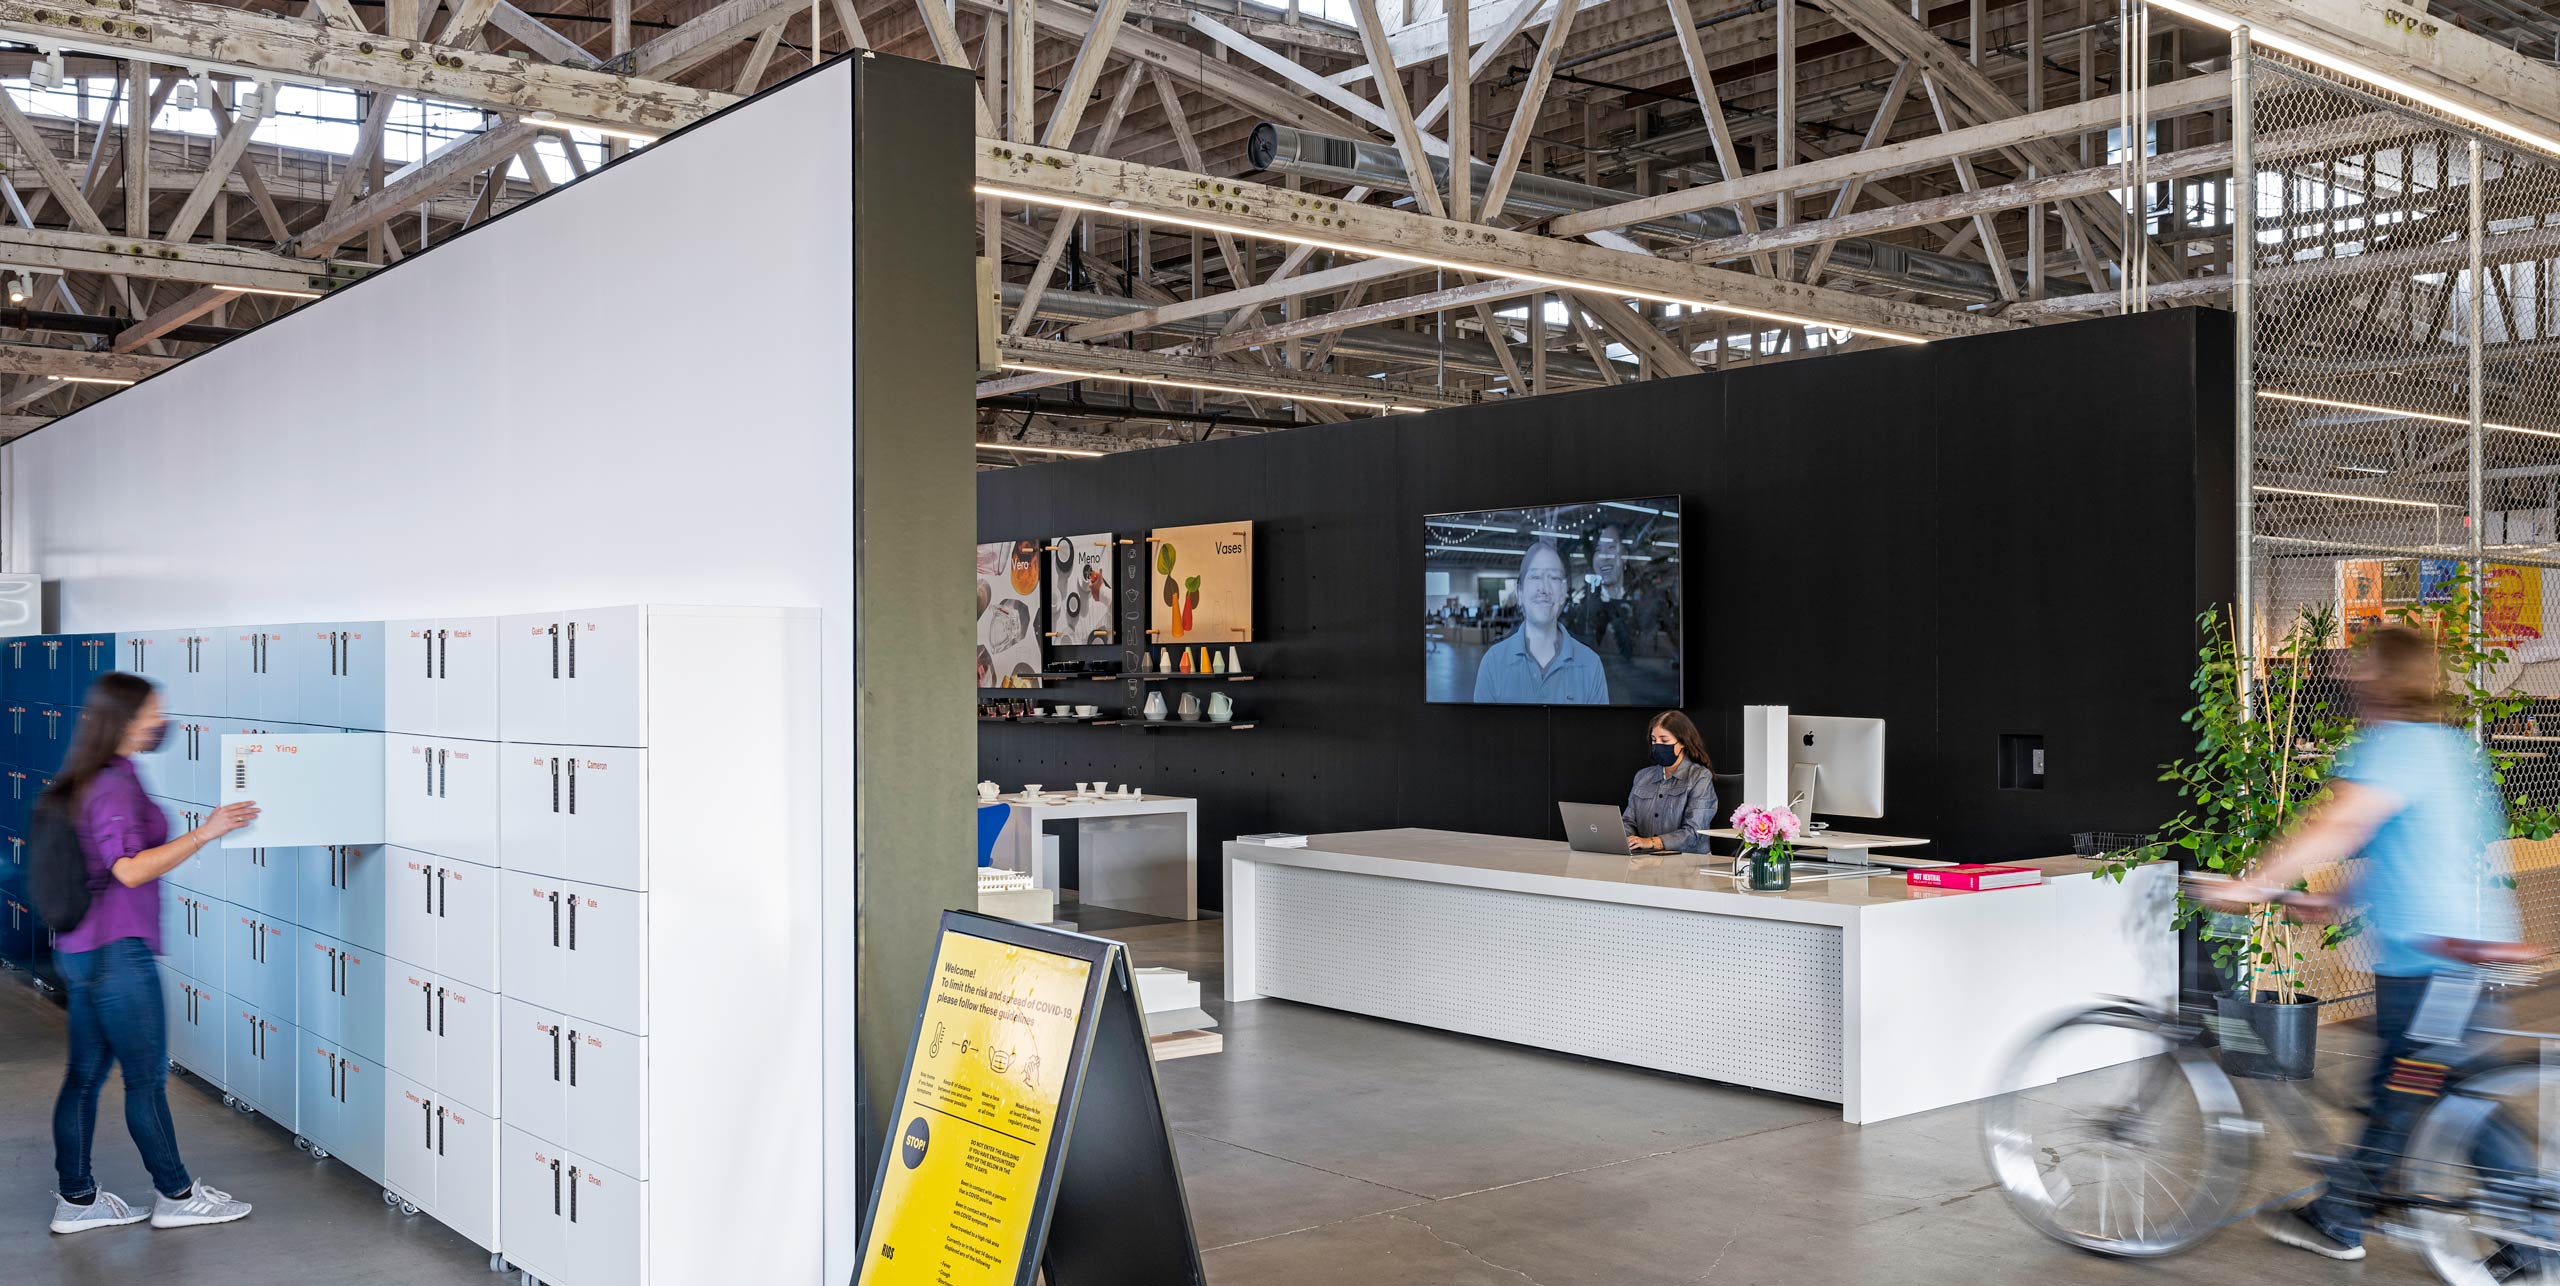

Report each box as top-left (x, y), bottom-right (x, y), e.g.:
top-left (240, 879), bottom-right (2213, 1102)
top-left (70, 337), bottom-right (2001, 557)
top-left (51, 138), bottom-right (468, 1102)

top-left (29, 50), bottom-right (64, 91)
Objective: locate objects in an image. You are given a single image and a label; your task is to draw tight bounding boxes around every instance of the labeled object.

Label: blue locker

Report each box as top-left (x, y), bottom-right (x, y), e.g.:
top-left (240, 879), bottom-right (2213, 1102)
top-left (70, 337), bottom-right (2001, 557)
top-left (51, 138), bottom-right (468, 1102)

top-left (1, 893), bottom-right (29, 968)
top-left (25, 702), bottom-right (69, 773)
top-left (0, 637), bottom-right (29, 701)
top-left (0, 700), bottom-right (24, 764)
top-left (63, 634), bottom-right (113, 704)
top-left (0, 827), bottom-right (20, 900)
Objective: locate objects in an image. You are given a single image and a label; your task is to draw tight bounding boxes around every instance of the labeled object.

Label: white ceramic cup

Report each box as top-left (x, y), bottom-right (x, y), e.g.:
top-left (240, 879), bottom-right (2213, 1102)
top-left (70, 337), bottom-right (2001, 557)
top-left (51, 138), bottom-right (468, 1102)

top-left (1076, 781), bottom-right (1092, 795)
top-left (1022, 784), bottom-right (1043, 797)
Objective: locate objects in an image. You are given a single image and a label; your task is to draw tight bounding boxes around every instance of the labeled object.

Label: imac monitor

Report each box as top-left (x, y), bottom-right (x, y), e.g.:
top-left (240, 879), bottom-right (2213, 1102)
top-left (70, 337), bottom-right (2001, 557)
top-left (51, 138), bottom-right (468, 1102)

top-left (1423, 496), bottom-right (1682, 706)
top-left (1789, 716), bottom-right (1884, 821)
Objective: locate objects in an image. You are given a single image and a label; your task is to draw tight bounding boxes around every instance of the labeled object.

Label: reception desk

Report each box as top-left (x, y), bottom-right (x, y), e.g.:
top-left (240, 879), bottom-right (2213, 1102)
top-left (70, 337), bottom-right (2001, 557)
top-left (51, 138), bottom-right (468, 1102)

top-left (1223, 829), bottom-right (2175, 1124)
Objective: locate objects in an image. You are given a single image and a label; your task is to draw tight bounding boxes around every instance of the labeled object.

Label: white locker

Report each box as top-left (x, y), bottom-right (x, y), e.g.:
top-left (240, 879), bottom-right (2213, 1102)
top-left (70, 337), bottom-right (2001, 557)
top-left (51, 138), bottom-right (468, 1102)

top-left (383, 738), bottom-right (497, 868)
top-left (297, 844), bottom-right (385, 956)
top-left (224, 907), bottom-right (292, 1016)
top-left (498, 607), bottom-right (646, 748)
top-left (391, 965), bottom-right (500, 1118)
top-left (500, 999), bottom-right (648, 1180)
top-left (503, 875), bottom-right (649, 1037)
top-left (225, 844), bottom-right (295, 923)
top-left (500, 1127), bottom-right (647, 1286)
top-left (565, 884), bottom-right (649, 1036)
top-left (388, 850), bottom-right (499, 994)
top-left (385, 1070), bottom-right (500, 1252)
top-left (223, 999), bottom-right (294, 1127)
top-left (497, 745), bottom-right (649, 890)
top-left (387, 617), bottom-right (500, 743)
top-left (163, 968), bottom-right (220, 1083)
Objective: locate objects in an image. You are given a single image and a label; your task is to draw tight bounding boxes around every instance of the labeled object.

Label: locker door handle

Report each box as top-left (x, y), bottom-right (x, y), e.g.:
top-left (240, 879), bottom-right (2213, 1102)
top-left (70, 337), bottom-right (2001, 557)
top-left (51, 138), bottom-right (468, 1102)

top-left (424, 867), bottom-right (433, 913)
top-left (425, 633), bottom-right (433, 678)
top-left (422, 983), bottom-right (432, 1031)
top-left (436, 867), bottom-right (448, 917)
top-left (549, 624), bottom-right (560, 679)
top-left (549, 1026), bottom-right (561, 1082)
top-left (551, 1158), bottom-right (562, 1215)
top-left (549, 891), bottom-right (560, 945)
top-left (568, 897), bottom-right (576, 950)
top-left (425, 749), bottom-right (434, 797)
top-left (568, 1166), bottom-right (578, 1222)
top-left (437, 748), bottom-right (447, 799)
top-left (330, 1054), bottom-right (340, 1100)
top-left (550, 757), bottom-right (560, 813)
top-left (329, 630), bottom-right (339, 677)
top-left (328, 947), bottom-right (339, 995)
top-left (568, 1030), bottom-right (578, 1086)
top-left (422, 1100), bottom-right (433, 1150)
top-left (567, 758), bottom-right (576, 814)
top-left (438, 1107), bottom-right (446, 1157)
top-left (438, 629), bottom-right (448, 679)
top-left (436, 987), bottom-right (446, 1036)
top-left (568, 622), bottom-right (576, 679)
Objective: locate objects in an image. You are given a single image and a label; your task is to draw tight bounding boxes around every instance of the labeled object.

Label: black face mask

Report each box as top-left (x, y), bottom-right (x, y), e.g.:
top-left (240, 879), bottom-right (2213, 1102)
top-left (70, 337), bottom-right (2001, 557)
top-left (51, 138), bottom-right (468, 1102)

top-left (1648, 743), bottom-right (1679, 768)
top-left (136, 719), bottom-right (168, 753)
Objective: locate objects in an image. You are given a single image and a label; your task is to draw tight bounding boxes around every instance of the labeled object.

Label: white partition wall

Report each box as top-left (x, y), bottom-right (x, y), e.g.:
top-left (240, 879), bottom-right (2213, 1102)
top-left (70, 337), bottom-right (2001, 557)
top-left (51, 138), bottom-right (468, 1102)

top-left (0, 55), bottom-right (980, 1284)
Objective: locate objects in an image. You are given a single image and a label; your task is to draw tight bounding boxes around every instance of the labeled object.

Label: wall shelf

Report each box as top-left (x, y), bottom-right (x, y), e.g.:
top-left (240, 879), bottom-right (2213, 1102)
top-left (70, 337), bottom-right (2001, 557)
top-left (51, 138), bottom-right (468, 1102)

top-left (1129, 720), bottom-right (1257, 732)
top-left (980, 672), bottom-right (1265, 688)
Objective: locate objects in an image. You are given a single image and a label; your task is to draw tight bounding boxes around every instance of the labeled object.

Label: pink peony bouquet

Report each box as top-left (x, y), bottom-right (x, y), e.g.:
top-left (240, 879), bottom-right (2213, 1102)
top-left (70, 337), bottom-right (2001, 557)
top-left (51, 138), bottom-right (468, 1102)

top-left (1730, 804), bottom-right (1802, 852)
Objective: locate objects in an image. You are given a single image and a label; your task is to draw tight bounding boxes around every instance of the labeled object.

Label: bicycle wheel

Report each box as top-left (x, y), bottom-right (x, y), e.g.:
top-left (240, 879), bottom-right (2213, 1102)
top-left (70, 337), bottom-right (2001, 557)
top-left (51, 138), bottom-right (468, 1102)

top-left (1981, 1004), bottom-right (2254, 1257)
top-left (2407, 1060), bottom-right (2560, 1285)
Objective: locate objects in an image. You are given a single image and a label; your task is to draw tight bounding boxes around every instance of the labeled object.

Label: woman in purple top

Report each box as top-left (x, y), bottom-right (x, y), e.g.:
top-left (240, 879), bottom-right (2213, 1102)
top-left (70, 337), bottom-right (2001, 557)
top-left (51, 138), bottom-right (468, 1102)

top-left (44, 672), bottom-right (261, 1236)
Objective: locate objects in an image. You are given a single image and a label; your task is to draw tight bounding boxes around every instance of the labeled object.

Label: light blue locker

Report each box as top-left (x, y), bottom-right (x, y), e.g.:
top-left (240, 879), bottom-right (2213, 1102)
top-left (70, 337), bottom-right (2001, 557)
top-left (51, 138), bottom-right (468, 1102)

top-left (123, 630), bottom-right (194, 712)
top-left (223, 626), bottom-right (292, 721)
top-left (158, 889), bottom-right (192, 976)
top-left (223, 906), bottom-right (292, 1017)
top-left (295, 926), bottom-right (385, 1063)
top-left (182, 892), bottom-right (227, 997)
top-left (184, 631), bottom-right (225, 720)
top-left (223, 998), bottom-right (294, 1127)
top-left (134, 715), bottom-right (192, 801)
top-left (153, 797), bottom-right (217, 892)
top-left (318, 621), bottom-right (386, 732)
top-left (296, 1034), bottom-right (386, 1182)
top-left (163, 967), bottom-right (221, 1085)
top-left (297, 844), bottom-right (384, 956)
top-left (226, 844), bottom-right (297, 924)
top-left (64, 634), bottom-right (113, 704)
top-left (220, 732), bottom-right (385, 849)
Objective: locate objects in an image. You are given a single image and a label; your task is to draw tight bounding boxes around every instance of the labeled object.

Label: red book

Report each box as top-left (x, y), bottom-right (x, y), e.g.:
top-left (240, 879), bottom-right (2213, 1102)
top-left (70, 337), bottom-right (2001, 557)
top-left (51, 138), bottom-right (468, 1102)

top-left (1905, 864), bottom-right (2044, 892)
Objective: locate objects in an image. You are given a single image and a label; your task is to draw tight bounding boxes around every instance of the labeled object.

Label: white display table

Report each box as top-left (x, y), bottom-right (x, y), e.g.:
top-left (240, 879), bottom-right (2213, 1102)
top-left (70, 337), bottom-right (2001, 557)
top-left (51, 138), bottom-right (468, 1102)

top-left (1224, 829), bottom-right (2175, 1124)
top-left (997, 793), bottom-right (1198, 920)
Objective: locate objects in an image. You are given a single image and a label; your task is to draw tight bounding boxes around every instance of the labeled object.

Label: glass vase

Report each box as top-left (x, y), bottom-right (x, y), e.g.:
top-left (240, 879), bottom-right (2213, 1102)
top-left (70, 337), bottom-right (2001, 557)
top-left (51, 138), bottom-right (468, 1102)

top-left (1745, 845), bottom-right (1793, 891)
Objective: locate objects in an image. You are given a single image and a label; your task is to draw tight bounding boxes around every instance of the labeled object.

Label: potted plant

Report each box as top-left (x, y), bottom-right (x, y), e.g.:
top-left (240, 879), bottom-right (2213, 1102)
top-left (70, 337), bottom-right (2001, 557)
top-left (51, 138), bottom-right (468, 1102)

top-left (2108, 570), bottom-right (2559, 1079)
top-left (1731, 803), bottom-right (1802, 891)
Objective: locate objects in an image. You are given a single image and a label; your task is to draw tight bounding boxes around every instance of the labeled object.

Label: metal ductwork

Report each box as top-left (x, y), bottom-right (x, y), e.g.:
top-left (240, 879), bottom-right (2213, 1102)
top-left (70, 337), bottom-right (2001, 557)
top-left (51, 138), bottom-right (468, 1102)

top-left (1247, 123), bottom-right (2081, 303)
top-left (1000, 284), bottom-right (1635, 384)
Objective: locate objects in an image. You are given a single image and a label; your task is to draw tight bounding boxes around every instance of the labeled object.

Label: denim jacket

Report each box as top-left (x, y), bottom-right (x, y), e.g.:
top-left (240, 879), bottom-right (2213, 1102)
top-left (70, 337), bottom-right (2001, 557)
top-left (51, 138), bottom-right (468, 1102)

top-left (1624, 760), bottom-right (1718, 854)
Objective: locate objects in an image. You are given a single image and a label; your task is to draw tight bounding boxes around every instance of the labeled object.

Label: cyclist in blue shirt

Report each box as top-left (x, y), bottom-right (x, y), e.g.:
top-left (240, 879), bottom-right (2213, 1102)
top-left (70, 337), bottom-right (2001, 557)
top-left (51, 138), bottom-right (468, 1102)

top-left (2205, 623), bottom-right (2536, 1263)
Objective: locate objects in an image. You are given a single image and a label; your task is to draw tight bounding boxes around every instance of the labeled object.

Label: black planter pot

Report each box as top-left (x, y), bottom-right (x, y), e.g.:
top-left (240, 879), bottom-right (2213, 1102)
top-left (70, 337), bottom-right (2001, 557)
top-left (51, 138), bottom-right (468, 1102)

top-left (2216, 991), bottom-right (2321, 1080)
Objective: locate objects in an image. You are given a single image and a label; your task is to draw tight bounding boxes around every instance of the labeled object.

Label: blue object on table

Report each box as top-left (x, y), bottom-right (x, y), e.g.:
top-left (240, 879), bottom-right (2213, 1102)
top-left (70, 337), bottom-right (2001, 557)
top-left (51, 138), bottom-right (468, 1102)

top-left (976, 801), bottom-right (1012, 868)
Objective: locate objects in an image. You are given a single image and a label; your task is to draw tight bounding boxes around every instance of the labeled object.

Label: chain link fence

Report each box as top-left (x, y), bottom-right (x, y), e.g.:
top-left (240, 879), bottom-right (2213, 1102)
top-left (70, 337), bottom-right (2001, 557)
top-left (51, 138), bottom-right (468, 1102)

top-left (2240, 49), bottom-right (2560, 1020)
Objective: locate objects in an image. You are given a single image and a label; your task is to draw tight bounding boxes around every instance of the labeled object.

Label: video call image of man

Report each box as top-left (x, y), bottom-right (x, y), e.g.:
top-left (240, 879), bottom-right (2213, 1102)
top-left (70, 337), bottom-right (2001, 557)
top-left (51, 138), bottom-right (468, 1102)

top-left (1472, 538), bottom-right (1612, 704)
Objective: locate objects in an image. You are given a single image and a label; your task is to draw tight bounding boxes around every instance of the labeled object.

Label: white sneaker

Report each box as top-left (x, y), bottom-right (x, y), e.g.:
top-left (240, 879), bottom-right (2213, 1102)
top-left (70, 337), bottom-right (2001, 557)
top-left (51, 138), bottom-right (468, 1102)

top-left (149, 1182), bottom-right (249, 1229)
top-left (50, 1191), bottom-right (148, 1234)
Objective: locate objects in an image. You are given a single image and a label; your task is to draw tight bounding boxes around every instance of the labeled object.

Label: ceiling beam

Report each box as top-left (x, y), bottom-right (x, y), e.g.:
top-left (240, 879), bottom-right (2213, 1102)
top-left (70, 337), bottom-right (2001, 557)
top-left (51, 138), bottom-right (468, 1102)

top-left (0, 226), bottom-right (366, 293)
top-left (993, 335), bottom-right (1471, 409)
top-left (2185, 0), bottom-right (2560, 147)
top-left (0, 341), bottom-right (175, 381)
top-left (977, 138), bottom-right (2018, 341)
top-left (111, 284), bottom-right (232, 353)
top-left (0, 0), bottom-right (735, 135)
top-left (1061, 255), bottom-right (1414, 343)
top-left (953, 0), bottom-right (1368, 137)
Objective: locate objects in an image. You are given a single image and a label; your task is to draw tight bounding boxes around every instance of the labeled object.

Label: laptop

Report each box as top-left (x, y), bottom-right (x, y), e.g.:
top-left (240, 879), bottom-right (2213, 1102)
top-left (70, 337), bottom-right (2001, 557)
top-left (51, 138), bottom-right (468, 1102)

top-left (1558, 802), bottom-right (1633, 854)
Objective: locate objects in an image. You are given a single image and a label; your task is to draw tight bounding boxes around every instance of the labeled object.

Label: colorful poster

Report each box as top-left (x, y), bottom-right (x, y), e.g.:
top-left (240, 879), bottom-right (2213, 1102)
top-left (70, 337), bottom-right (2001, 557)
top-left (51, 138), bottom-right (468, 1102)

top-left (860, 930), bottom-right (1093, 1285)
top-left (1046, 533), bottom-right (1115, 645)
top-left (2340, 558), bottom-right (2390, 640)
top-left (977, 540), bottom-right (1044, 687)
top-left (2484, 563), bottom-right (2546, 650)
top-left (2337, 557), bottom-right (2553, 656)
top-left (1147, 521), bottom-right (1253, 643)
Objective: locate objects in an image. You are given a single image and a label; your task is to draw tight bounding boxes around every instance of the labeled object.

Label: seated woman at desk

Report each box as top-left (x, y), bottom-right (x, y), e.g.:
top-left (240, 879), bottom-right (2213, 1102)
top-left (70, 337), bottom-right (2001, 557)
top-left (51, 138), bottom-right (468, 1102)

top-left (1625, 710), bottom-right (1717, 853)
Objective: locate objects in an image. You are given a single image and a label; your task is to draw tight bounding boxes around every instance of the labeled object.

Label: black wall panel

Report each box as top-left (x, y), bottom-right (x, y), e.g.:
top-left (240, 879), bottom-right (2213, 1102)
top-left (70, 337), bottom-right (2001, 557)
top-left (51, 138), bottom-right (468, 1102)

top-left (978, 308), bottom-right (2235, 911)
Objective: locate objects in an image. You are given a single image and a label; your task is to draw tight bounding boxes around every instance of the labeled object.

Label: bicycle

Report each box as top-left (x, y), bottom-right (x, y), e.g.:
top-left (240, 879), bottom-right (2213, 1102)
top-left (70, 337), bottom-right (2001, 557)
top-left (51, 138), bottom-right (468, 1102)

top-left (1980, 915), bottom-right (2560, 1283)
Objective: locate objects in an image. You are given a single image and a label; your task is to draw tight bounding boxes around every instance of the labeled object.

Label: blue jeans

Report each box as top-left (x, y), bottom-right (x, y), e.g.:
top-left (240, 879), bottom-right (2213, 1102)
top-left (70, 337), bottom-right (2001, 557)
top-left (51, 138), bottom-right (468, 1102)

top-left (52, 938), bottom-right (191, 1201)
top-left (2306, 971), bottom-right (2537, 1248)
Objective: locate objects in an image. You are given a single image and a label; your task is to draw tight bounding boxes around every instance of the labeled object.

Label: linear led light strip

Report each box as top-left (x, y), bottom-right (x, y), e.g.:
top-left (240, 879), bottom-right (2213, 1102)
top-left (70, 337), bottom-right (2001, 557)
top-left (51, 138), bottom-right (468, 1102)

top-left (54, 375), bottom-right (134, 386)
top-left (2254, 483), bottom-right (2447, 509)
top-left (974, 185), bottom-right (1931, 347)
top-left (977, 441), bottom-right (1105, 458)
top-left (2260, 389), bottom-right (2560, 440)
top-left (1000, 361), bottom-right (1429, 413)
top-left (2146, 0), bottom-right (2560, 156)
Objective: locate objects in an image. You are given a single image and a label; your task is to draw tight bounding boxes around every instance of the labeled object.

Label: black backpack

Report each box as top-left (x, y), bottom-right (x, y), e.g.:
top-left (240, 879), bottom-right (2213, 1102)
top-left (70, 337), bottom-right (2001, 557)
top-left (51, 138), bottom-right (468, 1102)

top-left (28, 790), bottom-right (99, 934)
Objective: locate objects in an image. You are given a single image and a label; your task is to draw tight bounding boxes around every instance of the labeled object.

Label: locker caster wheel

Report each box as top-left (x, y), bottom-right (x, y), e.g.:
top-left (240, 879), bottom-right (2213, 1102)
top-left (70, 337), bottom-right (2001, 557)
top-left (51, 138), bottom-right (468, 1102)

top-left (398, 1200), bottom-right (419, 1217)
top-left (220, 1094), bottom-right (236, 1109)
top-left (310, 1147), bottom-right (330, 1161)
top-left (233, 1099), bottom-right (256, 1115)
top-left (382, 1189), bottom-right (399, 1207)
top-left (487, 1252), bottom-right (506, 1273)
top-left (293, 1136), bottom-right (310, 1153)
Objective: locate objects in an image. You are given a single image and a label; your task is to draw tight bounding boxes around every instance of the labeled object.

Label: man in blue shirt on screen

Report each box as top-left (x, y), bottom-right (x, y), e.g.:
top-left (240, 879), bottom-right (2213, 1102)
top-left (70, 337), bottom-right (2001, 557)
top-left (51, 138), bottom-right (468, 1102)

top-left (2206, 624), bottom-right (2536, 1265)
top-left (1472, 539), bottom-right (1611, 704)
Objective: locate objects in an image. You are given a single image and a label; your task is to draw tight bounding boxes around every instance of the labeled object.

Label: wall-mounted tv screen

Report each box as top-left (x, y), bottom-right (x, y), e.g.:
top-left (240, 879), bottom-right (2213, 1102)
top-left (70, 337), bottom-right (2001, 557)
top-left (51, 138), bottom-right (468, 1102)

top-left (1424, 497), bottom-right (1682, 706)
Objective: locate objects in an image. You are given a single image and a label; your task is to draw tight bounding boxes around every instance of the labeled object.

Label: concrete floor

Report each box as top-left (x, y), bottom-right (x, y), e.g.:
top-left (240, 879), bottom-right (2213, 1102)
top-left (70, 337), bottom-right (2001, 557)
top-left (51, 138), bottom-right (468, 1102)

top-left (0, 914), bottom-right (2528, 1285)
